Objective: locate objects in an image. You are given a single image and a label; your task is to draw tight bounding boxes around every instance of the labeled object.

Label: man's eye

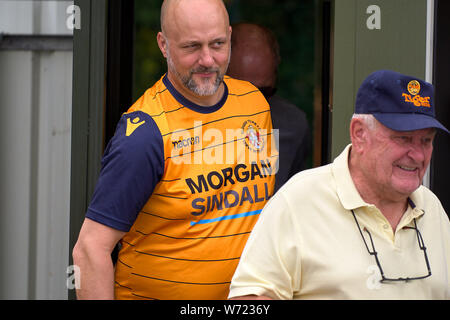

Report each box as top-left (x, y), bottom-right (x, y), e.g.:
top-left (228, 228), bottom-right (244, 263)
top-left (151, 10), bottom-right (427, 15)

top-left (397, 136), bottom-right (411, 143)
top-left (211, 41), bottom-right (225, 48)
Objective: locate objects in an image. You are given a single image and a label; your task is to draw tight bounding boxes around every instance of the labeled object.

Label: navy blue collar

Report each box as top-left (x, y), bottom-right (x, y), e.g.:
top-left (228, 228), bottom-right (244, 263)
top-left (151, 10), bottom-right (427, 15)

top-left (162, 74), bottom-right (228, 114)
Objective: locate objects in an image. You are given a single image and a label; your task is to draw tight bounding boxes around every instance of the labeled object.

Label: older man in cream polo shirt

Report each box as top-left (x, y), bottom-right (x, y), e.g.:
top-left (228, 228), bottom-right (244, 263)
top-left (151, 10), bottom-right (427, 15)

top-left (228, 70), bottom-right (450, 300)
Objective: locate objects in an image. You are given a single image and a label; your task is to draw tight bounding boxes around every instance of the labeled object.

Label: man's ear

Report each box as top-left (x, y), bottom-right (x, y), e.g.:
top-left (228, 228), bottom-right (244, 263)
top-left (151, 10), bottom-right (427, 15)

top-left (350, 118), bottom-right (368, 153)
top-left (157, 32), bottom-right (168, 58)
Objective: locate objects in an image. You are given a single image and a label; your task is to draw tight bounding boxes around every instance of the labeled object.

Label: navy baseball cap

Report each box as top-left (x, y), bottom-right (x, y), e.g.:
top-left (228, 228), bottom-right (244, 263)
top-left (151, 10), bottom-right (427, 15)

top-left (355, 70), bottom-right (449, 133)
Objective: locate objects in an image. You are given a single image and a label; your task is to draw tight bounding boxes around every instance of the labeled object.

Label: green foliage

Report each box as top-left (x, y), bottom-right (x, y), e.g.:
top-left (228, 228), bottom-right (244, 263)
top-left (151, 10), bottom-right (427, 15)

top-left (133, 0), bottom-right (166, 101)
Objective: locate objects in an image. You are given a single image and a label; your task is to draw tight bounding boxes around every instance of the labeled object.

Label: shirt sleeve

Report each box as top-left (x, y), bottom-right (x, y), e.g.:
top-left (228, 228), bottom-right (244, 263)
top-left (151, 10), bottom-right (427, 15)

top-left (85, 111), bottom-right (164, 232)
top-left (228, 192), bottom-right (302, 300)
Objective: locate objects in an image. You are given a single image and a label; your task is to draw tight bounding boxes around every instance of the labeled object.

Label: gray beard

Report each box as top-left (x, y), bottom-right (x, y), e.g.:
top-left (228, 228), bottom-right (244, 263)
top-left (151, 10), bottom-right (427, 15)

top-left (183, 68), bottom-right (223, 96)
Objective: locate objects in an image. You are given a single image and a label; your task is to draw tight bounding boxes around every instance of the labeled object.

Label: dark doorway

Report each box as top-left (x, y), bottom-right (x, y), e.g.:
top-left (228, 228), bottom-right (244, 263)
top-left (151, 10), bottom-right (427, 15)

top-left (431, 0), bottom-right (450, 215)
top-left (105, 0), bottom-right (135, 145)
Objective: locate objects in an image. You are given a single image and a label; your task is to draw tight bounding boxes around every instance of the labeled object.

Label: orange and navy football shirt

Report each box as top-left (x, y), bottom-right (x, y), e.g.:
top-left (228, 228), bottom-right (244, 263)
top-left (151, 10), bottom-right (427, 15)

top-left (86, 74), bottom-right (277, 299)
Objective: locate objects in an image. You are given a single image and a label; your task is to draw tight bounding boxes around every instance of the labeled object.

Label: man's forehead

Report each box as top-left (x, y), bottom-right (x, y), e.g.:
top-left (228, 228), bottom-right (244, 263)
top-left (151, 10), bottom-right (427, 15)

top-left (169, 27), bottom-right (229, 46)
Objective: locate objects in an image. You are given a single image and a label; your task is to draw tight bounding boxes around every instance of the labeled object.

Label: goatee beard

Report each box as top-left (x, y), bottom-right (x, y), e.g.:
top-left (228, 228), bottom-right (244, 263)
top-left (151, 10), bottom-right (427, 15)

top-left (184, 67), bottom-right (223, 96)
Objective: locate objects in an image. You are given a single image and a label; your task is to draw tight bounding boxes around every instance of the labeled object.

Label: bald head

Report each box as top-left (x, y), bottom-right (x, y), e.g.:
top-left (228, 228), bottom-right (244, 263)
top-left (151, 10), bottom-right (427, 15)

top-left (227, 23), bottom-right (280, 91)
top-left (161, 0), bottom-right (230, 37)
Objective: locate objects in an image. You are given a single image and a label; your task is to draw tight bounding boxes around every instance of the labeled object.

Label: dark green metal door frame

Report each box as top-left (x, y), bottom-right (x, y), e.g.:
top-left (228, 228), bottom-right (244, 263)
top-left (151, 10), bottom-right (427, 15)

top-left (69, 0), bottom-right (107, 300)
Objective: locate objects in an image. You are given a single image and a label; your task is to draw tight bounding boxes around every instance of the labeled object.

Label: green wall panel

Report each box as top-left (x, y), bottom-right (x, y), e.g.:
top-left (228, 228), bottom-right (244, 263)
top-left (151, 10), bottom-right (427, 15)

top-left (331, 0), bottom-right (427, 158)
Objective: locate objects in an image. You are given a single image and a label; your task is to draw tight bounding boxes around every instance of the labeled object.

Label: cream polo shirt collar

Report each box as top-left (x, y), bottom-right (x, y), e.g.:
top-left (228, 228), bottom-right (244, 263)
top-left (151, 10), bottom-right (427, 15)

top-left (331, 144), bottom-right (425, 226)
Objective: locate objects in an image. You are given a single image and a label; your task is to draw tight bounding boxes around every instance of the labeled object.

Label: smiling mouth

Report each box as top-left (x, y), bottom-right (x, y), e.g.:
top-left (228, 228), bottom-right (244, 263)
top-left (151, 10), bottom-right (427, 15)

top-left (397, 165), bottom-right (418, 172)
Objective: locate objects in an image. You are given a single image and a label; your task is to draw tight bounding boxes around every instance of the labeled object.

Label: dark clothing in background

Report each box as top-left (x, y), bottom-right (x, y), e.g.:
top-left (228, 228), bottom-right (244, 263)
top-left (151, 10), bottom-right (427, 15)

top-left (268, 94), bottom-right (311, 193)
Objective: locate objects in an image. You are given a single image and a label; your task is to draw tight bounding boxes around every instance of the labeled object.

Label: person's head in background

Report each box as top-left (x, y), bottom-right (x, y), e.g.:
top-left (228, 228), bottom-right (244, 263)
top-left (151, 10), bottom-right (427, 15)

top-left (227, 22), bottom-right (280, 99)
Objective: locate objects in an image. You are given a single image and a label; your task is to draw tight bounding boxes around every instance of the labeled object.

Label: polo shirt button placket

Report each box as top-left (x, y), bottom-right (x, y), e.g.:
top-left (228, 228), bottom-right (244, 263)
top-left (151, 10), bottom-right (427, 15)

top-left (380, 222), bottom-right (395, 243)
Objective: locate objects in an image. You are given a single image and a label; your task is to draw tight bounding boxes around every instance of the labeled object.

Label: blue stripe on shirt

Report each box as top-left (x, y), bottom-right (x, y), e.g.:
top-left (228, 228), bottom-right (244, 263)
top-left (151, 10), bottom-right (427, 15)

top-left (190, 209), bottom-right (262, 226)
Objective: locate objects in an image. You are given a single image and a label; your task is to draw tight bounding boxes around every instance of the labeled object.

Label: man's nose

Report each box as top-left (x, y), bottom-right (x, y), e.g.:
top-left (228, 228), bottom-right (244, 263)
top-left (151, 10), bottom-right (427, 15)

top-left (198, 46), bottom-right (214, 67)
top-left (407, 141), bottom-right (426, 163)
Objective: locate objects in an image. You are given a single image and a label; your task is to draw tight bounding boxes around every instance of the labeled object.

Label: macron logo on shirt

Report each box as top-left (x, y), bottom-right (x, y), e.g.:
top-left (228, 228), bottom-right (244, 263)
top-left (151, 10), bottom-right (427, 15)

top-left (126, 117), bottom-right (146, 136)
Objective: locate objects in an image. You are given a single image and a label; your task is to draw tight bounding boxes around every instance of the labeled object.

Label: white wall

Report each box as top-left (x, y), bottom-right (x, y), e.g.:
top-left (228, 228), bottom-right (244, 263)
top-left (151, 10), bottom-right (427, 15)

top-left (0, 0), bottom-right (73, 35)
top-left (0, 0), bottom-right (73, 299)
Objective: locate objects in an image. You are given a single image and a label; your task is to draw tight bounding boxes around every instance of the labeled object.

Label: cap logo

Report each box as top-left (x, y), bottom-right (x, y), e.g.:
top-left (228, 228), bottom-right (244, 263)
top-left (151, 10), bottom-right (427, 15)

top-left (407, 80), bottom-right (420, 95)
top-left (402, 80), bottom-right (430, 108)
